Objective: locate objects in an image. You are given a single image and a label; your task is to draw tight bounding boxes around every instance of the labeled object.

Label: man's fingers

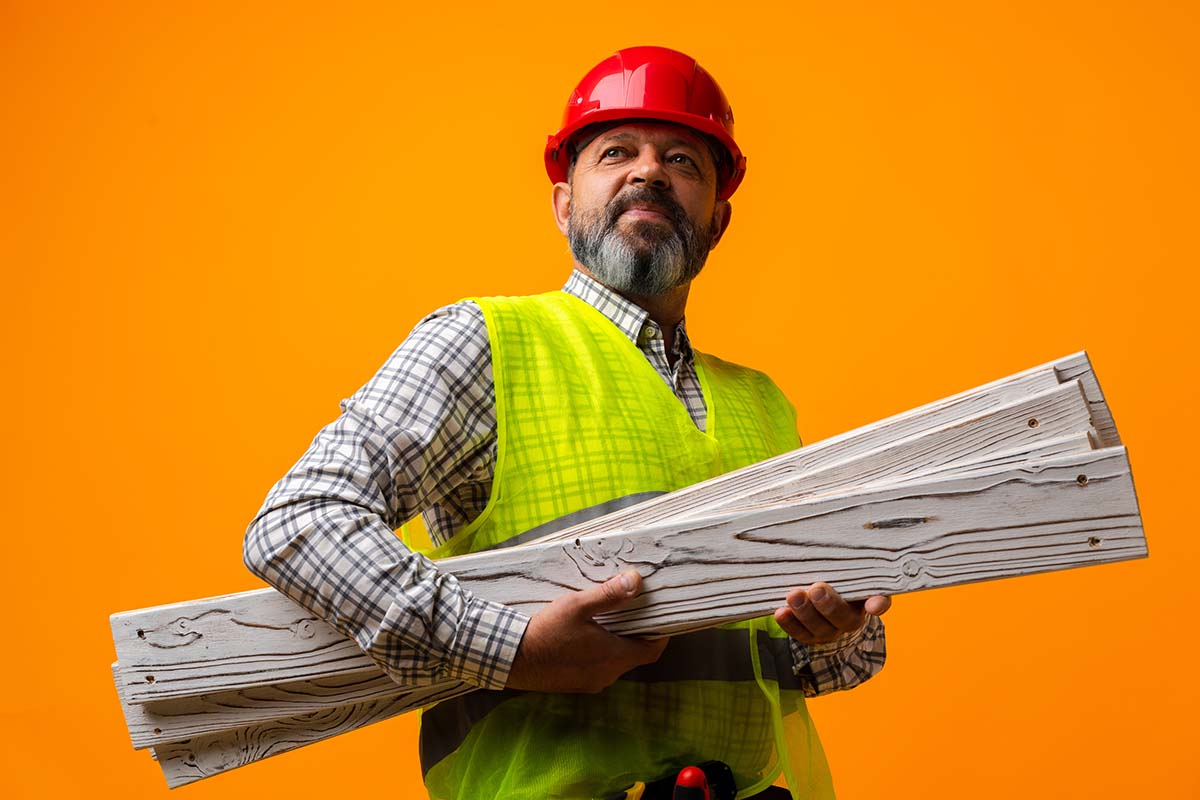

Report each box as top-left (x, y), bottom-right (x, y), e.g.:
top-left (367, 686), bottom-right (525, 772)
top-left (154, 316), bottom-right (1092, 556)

top-left (785, 589), bottom-right (839, 640)
top-left (864, 595), bottom-right (892, 616)
top-left (806, 583), bottom-right (863, 631)
top-left (774, 606), bottom-right (818, 644)
top-left (570, 570), bottom-right (643, 618)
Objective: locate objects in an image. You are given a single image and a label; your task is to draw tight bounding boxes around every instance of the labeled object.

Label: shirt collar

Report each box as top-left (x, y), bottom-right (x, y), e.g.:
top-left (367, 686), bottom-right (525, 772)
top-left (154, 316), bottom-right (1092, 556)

top-left (562, 269), bottom-right (695, 362)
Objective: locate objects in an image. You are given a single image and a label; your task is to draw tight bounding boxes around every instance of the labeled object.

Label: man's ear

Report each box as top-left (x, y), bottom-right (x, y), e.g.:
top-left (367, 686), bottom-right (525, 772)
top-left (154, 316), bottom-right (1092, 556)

top-left (552, 182), bottom-right (572, 236)
top-left (709, 199), bottom-right (732, 250)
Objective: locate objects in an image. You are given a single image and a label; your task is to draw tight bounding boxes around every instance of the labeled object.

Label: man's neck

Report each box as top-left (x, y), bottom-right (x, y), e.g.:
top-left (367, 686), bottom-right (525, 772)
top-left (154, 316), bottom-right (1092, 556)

top-left (575, 266), bottom-right (691, 363)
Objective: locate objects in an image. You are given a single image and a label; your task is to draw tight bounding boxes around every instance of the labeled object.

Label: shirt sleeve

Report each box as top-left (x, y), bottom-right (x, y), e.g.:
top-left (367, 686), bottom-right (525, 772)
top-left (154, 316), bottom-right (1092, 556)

top-left (789, 616), bottom-right (887, 697)
top-left (242, 302), bottom-right (528, 690)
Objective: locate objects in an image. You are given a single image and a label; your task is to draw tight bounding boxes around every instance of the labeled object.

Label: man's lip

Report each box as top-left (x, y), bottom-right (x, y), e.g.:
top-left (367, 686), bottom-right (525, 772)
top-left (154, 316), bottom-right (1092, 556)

top-left (620, 206), bottom-right (671, 221)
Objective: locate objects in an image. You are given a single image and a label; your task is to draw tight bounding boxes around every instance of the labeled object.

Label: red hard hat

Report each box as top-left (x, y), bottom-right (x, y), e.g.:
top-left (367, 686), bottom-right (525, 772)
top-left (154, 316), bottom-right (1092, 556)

top-left (545, 46), bottom-right (746, 200)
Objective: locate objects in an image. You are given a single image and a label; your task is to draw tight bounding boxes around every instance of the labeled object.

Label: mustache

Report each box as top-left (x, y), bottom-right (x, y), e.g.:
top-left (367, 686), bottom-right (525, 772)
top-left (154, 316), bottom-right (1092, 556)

top-left (602, 188), bottom-right (689, 233)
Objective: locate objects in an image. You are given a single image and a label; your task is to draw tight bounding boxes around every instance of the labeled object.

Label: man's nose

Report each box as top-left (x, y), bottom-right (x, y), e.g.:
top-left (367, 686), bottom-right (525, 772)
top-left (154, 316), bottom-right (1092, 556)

top-left (627, 149), bottom-right (670, 190)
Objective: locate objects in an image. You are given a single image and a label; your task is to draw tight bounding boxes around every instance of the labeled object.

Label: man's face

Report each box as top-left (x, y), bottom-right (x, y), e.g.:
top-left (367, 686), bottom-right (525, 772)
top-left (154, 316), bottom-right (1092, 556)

top-left (553, 122), bottom-right (732, 297)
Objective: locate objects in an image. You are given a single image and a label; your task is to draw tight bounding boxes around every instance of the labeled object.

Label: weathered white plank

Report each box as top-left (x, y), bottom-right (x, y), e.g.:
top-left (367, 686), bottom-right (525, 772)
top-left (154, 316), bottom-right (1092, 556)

top-left (112, 369), bottom-right (1094, 704)
top-left (441, 447), bottom-right (1145, 633)
top-left (123, 423), bottom-right (1097, 750)
top-left (1055, 353), bottom-right (1120, 447)
top-left (122, 673), bottom-right (461, 750)
top-left (151, 680), bottom-right (476, 789)
top-left (147, 444), bottom-right (1144, 787)
top-left (112, 352), bottom-right (1130, 784)
top-left (529, 354), bottom-right (1112, 543)
top-left (597, 382), bottom-right (1094, 522)
top-left (112, 590), bottom-right (375, 705)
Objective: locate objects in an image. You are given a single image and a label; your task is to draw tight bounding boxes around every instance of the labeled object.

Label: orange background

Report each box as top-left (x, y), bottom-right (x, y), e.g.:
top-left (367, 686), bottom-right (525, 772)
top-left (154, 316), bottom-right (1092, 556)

top-left (4, 1), bottom-right (1197, 798)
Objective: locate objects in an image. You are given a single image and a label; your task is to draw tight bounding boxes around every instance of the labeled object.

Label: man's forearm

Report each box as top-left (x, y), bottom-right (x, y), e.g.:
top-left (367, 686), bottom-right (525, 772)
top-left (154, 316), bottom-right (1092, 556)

top-left (244, 491), bottom-right (527, 690)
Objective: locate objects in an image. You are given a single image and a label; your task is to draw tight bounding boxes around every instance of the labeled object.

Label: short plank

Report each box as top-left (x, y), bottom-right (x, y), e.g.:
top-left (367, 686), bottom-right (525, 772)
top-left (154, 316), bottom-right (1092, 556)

top-left (123, 673), bottom-right (449, 750)
top-left (151, 680), bottom-right (475, 789)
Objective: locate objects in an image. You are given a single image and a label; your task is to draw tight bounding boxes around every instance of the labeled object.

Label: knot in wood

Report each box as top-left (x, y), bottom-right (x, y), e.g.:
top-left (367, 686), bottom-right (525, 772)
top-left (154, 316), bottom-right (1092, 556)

top-left (564, 537), bottom-right (637, 583)
top-left (901, 556), bottom-right (924, 579)
top-left (295, 620), bottom-right (316, 639)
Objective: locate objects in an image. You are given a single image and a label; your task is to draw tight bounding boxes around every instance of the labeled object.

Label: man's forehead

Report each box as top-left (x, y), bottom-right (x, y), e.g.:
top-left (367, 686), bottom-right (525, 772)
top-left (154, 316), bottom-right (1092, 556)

top-left (576, 121), bottom-right (710, 153)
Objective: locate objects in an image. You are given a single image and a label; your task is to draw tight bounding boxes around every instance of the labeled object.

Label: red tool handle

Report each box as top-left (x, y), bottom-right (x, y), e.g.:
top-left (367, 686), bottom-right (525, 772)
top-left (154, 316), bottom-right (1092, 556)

top-left (672, 765), bottom-right (710, 800)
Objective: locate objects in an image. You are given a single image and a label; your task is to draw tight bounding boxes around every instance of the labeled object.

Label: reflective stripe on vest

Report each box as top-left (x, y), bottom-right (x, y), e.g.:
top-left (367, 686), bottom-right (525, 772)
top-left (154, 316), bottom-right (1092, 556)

top-left (419, 627), bottom-right (805, 775)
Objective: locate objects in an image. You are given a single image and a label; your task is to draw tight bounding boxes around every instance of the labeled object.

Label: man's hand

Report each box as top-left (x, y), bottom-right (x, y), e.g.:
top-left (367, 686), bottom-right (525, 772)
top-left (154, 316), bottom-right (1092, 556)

top-left (506, 570), bottom-right (669, 693)
top-left (774, 582), bottom-right (892, 645)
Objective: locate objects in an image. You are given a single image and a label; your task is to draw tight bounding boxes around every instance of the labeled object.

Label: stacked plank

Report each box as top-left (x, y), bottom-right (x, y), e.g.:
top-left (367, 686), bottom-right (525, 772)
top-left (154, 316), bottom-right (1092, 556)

top-left (110, 352), bottom-right (1146, 788)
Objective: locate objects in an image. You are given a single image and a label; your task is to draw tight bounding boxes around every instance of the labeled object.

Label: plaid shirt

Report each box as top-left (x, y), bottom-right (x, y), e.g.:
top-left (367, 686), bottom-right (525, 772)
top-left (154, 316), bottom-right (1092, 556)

top-left (244, 270), bottom-right (885, 695)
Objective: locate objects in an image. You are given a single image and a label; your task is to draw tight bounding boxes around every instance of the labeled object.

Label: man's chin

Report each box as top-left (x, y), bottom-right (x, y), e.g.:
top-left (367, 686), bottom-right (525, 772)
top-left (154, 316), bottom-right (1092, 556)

top-left (591, 265), bottom-right (686, 298)
top-left (615, 214), bottom-right (678, 238)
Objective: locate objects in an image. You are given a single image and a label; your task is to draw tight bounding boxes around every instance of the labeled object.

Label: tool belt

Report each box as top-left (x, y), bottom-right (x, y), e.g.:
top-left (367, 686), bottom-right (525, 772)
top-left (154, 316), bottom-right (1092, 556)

top-left (599, 761), bottom-right (738, 800)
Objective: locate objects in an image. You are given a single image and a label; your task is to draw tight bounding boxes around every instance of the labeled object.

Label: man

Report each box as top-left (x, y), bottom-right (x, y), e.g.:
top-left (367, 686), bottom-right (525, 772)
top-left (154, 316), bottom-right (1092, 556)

top-left (244, 46), bottom-right (889, 799)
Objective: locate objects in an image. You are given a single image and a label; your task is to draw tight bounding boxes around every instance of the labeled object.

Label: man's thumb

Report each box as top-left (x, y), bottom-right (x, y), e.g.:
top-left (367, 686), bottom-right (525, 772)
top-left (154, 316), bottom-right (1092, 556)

top-left (573, 570), bottom-right (643, 618)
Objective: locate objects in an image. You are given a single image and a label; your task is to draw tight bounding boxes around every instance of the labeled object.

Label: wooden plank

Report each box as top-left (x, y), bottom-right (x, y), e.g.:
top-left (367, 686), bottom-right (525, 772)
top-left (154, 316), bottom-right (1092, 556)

top-left (529, 365), bottom-right (1072, 543)
top-left (112, 589), bottom-right (374, 705)
top-left (528, 355), bottom-right (1111, 544)
top-left (123, 431), bottom-right (1096, 751)
top-left (151, 680), bottom-right (476, 789)
top-left (123, 673), bottom-right (451, 751)
top-left (442, 446), bottom-right (1146, 633)
top-left (1054, 352), bottom-right (1120, 447)
top-left (547, 381), bottom-right (1093, 528)
top-left (108, 357), bottom-right (1128, 782)
top-left (148, 444), bottom-right (1144, 787)
top-left (112, 366), bottom-right (1086, 704)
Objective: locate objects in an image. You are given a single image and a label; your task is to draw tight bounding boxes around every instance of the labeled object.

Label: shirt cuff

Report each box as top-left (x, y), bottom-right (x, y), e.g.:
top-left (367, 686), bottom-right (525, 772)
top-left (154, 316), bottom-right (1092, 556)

top-left (440, 596), bottom-right (530, 690)
top-left (789, 615), bottom-right (887, 697)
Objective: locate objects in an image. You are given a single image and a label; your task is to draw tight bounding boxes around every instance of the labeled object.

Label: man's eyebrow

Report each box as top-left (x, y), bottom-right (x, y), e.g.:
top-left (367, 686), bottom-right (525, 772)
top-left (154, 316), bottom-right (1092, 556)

top-left (595, 131), bottom-right (706, 152)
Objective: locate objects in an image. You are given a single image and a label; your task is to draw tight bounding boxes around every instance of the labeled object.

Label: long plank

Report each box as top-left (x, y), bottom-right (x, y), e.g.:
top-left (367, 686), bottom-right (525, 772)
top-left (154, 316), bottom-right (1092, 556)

top-left (115, 353), bottom-right (1125, 779)
top-left (532, 353), bottom-right (1113, 543)
top-left (112, 362), bottom-right (1096, 704)
top-left (149, 444), bottom-right (1144, 786)
top-left (439, 447), bottom-right (1146, 633)
top-left (1055, 354), bottom-right (1119, 447)
top-left (621, 382), bottom-right (1094, 520)
top-left (124, 413), bottom-right (1097, 750)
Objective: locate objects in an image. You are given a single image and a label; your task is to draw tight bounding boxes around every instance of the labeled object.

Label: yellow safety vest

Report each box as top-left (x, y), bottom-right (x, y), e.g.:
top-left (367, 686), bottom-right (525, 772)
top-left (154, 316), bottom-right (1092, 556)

top-left (419, 291), bottom-right (835, 800)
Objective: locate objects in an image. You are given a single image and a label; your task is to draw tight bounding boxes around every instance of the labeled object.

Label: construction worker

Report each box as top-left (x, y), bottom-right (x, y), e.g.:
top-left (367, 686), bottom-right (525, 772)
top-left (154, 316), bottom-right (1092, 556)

top-left (244, 46), bottom-right (889, 799)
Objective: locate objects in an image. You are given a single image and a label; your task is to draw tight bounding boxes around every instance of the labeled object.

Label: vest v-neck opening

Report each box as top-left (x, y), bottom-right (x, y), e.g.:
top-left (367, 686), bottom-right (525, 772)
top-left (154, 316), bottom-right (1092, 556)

top-left (560, 291), bottom-right (717, 440)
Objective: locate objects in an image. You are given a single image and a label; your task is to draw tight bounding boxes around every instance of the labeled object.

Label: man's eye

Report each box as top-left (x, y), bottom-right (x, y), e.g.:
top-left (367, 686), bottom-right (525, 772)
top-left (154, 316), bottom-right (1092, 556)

top-left (602, 147), bottom-right (626, 159)
top-left (668, 153), bottom-right (696, 166)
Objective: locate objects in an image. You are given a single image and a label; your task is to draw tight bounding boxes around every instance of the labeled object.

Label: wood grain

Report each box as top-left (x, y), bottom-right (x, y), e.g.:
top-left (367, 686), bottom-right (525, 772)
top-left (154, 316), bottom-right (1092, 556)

top-left (529, 351), bottom-right (1117, 544)
top-left (112, 370), bottom-right (1096, 704)
top-left (122, 673), bottom-right (456, 750)
top-left (123, 423), bottom-right (1097, 750)
top-left (109, 352), bottom-right (1135, 786)
top-left (444, 446), bottom-right (1145, 632)
top-left (150, 444), bottom-right (1144, 787)
top-left (151, 680), bottom-right (475, 789)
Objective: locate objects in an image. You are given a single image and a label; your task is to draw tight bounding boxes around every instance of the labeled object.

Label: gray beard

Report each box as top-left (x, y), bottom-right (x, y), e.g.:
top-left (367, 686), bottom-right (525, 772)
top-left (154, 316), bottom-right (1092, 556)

top-left (567, 188), bottom-right (716, 296)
